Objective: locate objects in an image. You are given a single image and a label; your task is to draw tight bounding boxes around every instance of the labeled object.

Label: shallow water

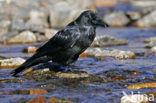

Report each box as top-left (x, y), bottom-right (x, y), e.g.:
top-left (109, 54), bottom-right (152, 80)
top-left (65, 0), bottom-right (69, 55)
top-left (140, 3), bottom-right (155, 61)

top-left (0, 27), bottom-right (156, 103)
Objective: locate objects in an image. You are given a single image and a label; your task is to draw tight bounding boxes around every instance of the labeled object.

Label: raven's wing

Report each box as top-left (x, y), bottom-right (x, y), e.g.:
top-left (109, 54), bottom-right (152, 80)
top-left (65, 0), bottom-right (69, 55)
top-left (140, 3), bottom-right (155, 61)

top-left (37, 27), bottom-right (81, 56)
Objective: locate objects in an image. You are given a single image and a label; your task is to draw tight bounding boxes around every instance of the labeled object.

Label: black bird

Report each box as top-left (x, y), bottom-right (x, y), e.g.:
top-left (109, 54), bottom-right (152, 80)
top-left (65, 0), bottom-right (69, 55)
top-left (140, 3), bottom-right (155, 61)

top-left (11, 10), bottom-right (108, 76)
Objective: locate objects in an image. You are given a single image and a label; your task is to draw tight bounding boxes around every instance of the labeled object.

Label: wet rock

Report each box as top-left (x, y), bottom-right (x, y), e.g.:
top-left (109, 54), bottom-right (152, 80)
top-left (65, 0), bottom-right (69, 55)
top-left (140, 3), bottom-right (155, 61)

top-left (120, 94), bottom-right (149, 103)
top-left (23, 68), bottom-right (90, 81)
top-left (22, 46), bottom-right (38, 54)
top-left (48, 97), bottom-right (72, 103)
top-left (136, 10), bottom-right (156, 28)
top-left (0, 78), bottom-right (24, 83)
top-left (94, 0), bottom-right (117, 7)
top-left (27, 96), bottom-right (47, 103)
top-left (92, 35), bottom-right (128, 47)
top-left (103, 11), bottom-right (130, 27)
top-left (56, 73), bottom-right (89, 79)
top-left (50, 2), bottom-right (84, 28)
top-left (8, 31), bottom-right (37, 44)
top-left (126, 82), bottom-right (156, 89)
top-left (27, 89), bottom-right (48, 95)
top-left (23, 69), bottom-right (57, 81)
top-left (145, 41), bottom-right (156, 48)
top-left (87, 48), bottom-right (135, 59)
top-left (45, 29), bottom-right (58, 39)
top-left (0, 19), bottom-right (11, 35)
top-left (0, 58), bottom-right (25, 68)
top-left (1, 89), bottom-right (48, 95)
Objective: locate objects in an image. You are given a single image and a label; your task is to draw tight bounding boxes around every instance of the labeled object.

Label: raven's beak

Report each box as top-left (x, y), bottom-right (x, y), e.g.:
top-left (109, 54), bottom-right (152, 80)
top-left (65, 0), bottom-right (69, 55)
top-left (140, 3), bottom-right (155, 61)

top-left (95, 19), bottom-right (108, 27)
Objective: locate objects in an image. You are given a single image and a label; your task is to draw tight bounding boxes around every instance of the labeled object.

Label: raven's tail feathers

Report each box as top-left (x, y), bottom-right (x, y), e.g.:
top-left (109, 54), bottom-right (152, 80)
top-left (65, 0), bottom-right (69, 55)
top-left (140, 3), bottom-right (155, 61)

top-left (11, 53), bottom-right (51, 76)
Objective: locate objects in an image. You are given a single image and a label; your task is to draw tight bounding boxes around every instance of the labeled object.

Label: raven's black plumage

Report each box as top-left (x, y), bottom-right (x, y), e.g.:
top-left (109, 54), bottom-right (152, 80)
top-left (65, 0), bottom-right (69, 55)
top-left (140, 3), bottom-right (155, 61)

top-left (11, 10), bottom-right (108, 76)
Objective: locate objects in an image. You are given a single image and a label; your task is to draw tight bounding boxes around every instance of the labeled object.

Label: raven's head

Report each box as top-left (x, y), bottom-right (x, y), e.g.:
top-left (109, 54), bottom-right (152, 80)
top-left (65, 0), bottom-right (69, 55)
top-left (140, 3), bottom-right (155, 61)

top-left (76, 10), bottom-right (108, 27)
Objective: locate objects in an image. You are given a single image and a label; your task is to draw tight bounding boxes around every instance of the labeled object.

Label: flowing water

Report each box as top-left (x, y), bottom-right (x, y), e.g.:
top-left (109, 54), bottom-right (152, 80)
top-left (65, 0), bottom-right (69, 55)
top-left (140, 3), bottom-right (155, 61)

top-left (0, 27), bottom-right (156, 103)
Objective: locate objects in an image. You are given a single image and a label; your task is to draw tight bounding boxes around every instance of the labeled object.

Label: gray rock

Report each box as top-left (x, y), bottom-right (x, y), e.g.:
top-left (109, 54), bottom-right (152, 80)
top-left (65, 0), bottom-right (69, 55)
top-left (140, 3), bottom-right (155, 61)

top-left (145, 41), bottom-right (156, 48)
top-left (0, 58), bottom-right (25, 68)
top-left (50, 2), bottom-right (85, 28)
top-left (144, 37), bottom-right (156, 43)
top-left (127, 11), bottom-right (142, 21)
top-left (92, 35), bottom-right (128, 47)
top-left (35, 33), bottom-right (48, 42)
top-left (45, 29), bottom-right (58, 39)
top-left (87, 48), bottom-right (135, 59)
top-left (132, 0), bottom-right (156, 8)
top-left (56, 73), bottom-right (89, 79)
top-left (0, 20), bottom-right (11, 35)
top-left (120, 94), bottom-right (149, 103)
top-left (8, 31), bottom-right (37, 44)
top-left (65, 0), bottom-right (95, 10)
top-left (103, 11), bottom-right (130, 27)
top-left (137, 10), bottom-right (156, 28)
top-left (11, 18), bottom-right (27, 31)
top-left (25, 10), bottom-right (49, 33)
top-left (151, 46), bottom-right (156, 52)
top-left (0, 31), bottom-right (18, 43)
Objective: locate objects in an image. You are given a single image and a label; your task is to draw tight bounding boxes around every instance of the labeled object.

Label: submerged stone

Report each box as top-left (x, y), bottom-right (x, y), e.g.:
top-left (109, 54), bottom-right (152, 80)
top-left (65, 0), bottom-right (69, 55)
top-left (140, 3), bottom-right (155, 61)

top-left (27, 96), bottom-right (47, 103)
top-left (48, 96), bottom-right (72, 103)
top-left (0, 78), bottom-right (24, 83)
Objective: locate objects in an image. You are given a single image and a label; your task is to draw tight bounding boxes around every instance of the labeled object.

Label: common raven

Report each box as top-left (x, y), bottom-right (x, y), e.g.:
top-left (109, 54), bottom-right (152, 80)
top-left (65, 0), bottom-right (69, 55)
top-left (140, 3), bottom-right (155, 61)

top-left (11, 10), bottom-right (108, 76)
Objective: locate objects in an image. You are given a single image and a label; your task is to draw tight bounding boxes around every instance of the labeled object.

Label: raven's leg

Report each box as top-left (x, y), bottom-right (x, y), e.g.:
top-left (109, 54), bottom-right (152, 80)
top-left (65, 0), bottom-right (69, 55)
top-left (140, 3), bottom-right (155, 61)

top-left (33, 62), bottom-right (68, 72)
